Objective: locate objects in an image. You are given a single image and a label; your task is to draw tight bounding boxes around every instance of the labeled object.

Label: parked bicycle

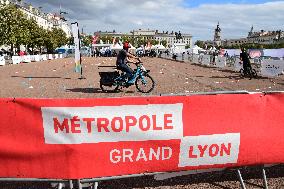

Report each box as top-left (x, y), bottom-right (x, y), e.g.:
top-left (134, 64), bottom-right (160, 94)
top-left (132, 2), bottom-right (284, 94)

top-left (99, 60), bottom-right (155, 93)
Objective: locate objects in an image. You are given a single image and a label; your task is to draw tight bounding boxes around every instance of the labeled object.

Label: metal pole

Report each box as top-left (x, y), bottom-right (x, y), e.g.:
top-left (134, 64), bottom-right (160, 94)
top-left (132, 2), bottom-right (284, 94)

top-left (79, 54), bottom-right (86, 79)
top-left (77, 179), bottom-right (82, 189)
top-left (81, 172), bottom-right (161, 183)
top-left (58, 183), bottom-right (64, 189)
top-left (237, 169), bottom-right (246, 189)
top-left (94, 182), bottom-right (99, 189)
top-left (69, 180), bottom-right (73, 189)
top-left (262, 168), bottom-right (269, 189)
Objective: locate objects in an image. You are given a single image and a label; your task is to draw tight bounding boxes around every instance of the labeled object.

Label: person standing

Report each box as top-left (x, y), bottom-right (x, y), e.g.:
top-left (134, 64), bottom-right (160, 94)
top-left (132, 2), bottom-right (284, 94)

top-left (224, 51), bottom-right (229, 57)
top-left (240, 47), bottom-right (252, 77)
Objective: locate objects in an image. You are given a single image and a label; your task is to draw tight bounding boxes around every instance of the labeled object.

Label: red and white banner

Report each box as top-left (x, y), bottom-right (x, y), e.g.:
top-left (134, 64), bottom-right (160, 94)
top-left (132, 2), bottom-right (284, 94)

top-left (0, 93), bottom-right (284, 179)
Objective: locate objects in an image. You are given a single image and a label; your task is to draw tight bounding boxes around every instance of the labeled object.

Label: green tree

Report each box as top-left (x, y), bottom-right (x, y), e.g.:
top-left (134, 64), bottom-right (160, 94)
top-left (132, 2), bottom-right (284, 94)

top-left (35, 27), bottom-right (48, 53)
top-left (151, 40), bottom-right (159, 45)
top-left (0, 4), bottom-right (69, 54)
top-left (24, 19), bottom-right (44, 53)
top-left (194, 40), bottom-right (204, 47)
top-left (81, 35), bottom-right (92, 47)
top-left (67, 36), bottom-right (74, 46)
top-left (136, 36), bottom-right (146, 47)
top-left (121, 35), bottom-right (130, 43)
top-left (51, 28), bottom-right (68, 48)
top-left (43, 30), bottom-right (54, 53)
top-left (161, 40), bottom-right (167, 47)
top-left (0, 4), bottom-right (27, 53)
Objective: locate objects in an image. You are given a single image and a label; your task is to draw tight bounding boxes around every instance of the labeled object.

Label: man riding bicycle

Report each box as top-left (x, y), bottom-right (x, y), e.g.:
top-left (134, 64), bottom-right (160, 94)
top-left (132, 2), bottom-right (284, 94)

top-left (116, 41), bottom-right (140, 84)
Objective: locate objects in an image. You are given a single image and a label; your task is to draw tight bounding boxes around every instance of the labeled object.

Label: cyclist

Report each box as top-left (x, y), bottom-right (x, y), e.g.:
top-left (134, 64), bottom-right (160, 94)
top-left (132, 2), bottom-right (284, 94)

top-left (116, 41), bottom-right (140, 84)
top-left (240, 47), bottom-right (252, 78)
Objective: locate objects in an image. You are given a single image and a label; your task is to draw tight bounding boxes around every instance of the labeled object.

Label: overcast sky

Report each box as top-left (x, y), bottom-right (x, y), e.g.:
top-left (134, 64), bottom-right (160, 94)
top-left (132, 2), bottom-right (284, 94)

top-left (26, 0), bottom-right (284, 41)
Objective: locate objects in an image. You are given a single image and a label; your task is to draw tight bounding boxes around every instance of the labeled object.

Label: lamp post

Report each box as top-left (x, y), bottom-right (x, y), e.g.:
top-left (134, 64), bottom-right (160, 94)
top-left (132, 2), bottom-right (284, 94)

top-left (59, 10), bottom-right (67, 21)
top-left (81, 25), bottom-right (86, 35)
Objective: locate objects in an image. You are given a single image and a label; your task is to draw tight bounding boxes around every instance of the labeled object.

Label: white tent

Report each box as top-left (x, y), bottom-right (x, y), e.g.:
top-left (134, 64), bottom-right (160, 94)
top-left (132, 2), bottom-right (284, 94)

top-left (92, 44), bottom-right (112, 48)
top-left (129, 43), bottom-right (136, 50)
top-left (110, 43), bottom-right (122, 50)
top-left (153, 44), bottom-right (166, 50)
top-left (128, 43), bottom-right (136, 54)
top-left (192, 45), bottom-right (204, 54)
top-left (170, 45), bottom-right (186, 54)
top-left (110, 43), bottom-right (136, 50)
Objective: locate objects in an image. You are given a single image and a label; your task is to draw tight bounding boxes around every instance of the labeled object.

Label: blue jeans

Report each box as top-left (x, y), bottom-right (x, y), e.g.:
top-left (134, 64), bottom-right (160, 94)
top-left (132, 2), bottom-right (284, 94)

top-left (117, 63), bottom-right (134, 80)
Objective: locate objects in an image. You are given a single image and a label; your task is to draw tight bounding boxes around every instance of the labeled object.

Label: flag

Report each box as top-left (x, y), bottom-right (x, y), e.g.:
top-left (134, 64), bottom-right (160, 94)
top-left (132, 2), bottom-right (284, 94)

top-left (71, 22), bottom-right (81, 73)
top-left (92, 33), bottom-right (99, 44)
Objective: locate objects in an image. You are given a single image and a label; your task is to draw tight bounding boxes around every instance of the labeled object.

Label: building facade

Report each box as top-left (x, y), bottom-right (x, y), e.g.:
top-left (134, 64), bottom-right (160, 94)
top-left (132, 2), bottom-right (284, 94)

top-left (96, 29), bottom-right (193, 48)
top-left (201, 24), bottom-right (284, 48)
top-left (247, 27), bottom-right (284, 45)
top-left (154, 31), bottom-right (192, 48)
top-left (222, 26), bottom-right (284, 47)
top-left (0, 0), bottom-right (71, 37)
top-left (223, 38), bottom-right (249, 47)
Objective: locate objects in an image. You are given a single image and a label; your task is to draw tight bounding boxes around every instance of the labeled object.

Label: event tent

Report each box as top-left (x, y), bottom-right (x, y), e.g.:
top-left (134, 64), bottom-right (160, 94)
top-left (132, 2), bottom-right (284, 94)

top-left (153, 44), bottom-right (166, 50)
top-left (192, 45), bottom-right (204, 54)
top-left (110, 43), bottom-right (122, 50)
top-left (170, 46), bottom-right (186, 54)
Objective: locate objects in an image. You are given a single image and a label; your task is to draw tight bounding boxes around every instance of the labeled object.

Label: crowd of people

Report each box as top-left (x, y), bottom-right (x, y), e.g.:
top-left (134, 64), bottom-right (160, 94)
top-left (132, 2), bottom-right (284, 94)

top-left (91, 47), bottom-right (158, 58)
top-left (92, 47), bottom-right (113, 57)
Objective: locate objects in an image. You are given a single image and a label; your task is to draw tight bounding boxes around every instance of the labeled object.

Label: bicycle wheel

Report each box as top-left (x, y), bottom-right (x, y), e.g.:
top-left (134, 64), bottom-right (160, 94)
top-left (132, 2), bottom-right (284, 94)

top-left (100, 82), bottom-right (119, 93)
top-left (135, 74), bottom-right (155, 93)
top-left (240, 68), bottom-right (245, 77)
top-left (247, 67), bottom-right (253, 80)
top-left (252, 69), bottom-right (258, 78)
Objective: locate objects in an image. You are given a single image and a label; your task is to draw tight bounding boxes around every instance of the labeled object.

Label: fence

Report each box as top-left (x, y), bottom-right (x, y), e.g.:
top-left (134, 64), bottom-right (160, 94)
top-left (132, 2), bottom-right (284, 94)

top-left (161, 53), bottom-right (284, 77)
top-left (0, 56), bottom-right (5, 66)
top-left (0, 54), bottom-right (66, 66)
top-left (0, 92), bottom-right (284, 188)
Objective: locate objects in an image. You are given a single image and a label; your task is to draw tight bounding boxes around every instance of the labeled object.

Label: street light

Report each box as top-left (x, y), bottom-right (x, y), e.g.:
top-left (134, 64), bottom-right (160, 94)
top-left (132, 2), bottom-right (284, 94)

top-left (81, 25), bottom-right (86, 34)
top-left (59, 6), bottom-right (68, 21)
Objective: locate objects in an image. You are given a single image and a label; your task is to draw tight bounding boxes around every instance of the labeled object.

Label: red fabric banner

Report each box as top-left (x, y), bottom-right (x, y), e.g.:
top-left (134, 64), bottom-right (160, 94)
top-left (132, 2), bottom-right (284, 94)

top-left (0, 93), bottom-right (284, 179)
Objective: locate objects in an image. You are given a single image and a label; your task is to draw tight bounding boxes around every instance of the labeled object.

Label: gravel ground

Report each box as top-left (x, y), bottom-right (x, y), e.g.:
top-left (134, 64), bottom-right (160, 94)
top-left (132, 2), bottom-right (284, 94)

top-left (0, 57), bottom-right (283, 98)
top-left (0, 57), bottom-right (283, 189)
top-left (99, 165), bottom-right (284, 189)
top-left (0, 165), bottom-right (284, 189)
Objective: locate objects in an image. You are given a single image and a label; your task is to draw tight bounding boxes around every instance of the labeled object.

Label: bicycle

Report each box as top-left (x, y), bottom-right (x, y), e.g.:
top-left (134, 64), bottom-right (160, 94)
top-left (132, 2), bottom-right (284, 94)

top-left (239, 62), bottom-right (258, 79)
top-left (99, 61), bottom-right (155, 93)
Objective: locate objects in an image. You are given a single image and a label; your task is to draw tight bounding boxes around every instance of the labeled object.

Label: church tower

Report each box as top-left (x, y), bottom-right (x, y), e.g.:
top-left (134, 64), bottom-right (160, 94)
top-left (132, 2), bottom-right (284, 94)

top-left (214, 22), bottom-right (222, 47)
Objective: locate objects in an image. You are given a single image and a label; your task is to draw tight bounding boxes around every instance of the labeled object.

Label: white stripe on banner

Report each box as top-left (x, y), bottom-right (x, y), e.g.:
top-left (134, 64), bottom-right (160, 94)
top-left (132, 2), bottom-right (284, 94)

top-left (179, 133), bottom-right (240, 167)
top-left (42, 104), bottom-right (184, 144)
